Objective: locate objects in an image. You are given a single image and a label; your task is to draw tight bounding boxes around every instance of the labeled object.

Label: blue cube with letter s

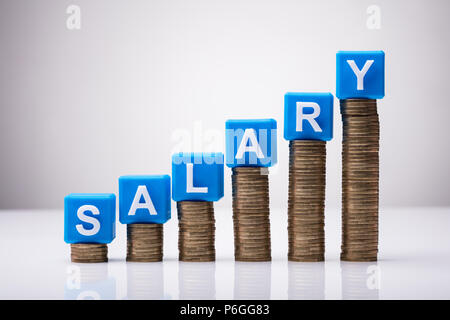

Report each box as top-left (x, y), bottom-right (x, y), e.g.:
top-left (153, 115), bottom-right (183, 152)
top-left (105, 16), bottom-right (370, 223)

top-left (64, 193), bottom-right (116, 244)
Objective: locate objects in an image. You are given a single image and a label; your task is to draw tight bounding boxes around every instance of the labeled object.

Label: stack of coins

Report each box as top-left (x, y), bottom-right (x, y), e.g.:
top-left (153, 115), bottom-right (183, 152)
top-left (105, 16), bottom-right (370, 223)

top-left (70, 243), bottom-right (108, 263)
top-left (232, 167), bottom-right (271, 262)
top-left (341, 99), bottom-right (379, 261)
top-left (177, 201), bottom-right (216, 262)
top-left (288, 140), bottom-right (326, 262)
top-left (127, 223), bottom-right (163, 262)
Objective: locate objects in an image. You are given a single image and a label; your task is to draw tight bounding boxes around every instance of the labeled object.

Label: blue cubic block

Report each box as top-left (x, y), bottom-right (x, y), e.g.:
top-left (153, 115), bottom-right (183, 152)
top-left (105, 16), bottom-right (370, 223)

top-left (284, 92), bottom-right (333, 141)
top-left (172, 152), bottom-right (224, 202)
top-left (64, 193), bottom-right (116, 244)
top-left (119, 175), bottom-right (171, 224)
top-left (225, 119), bottom-right (277, 168)
top-left (336, 51), bottom-right (385, 99)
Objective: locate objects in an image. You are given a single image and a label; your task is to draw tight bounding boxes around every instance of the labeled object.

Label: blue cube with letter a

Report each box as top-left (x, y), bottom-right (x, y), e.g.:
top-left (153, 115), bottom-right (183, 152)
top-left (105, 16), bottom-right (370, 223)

top-left (336, 50), bottom-right (385, 99)
top-left (172, 152), bottom-right (224, 202)
top-left (119, 175), bottom-right (171, 224)
top-left (64, 193), bottom-right (116, 244)
top-left (225, 119), bottom-right (277, 168)
top-left (284, 92), bottom-right (333, 141)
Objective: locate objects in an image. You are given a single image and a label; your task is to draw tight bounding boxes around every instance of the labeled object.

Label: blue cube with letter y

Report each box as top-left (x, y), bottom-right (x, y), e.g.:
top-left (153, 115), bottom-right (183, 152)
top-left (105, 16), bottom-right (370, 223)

top-left (336, 51), bottom-right (385, 99)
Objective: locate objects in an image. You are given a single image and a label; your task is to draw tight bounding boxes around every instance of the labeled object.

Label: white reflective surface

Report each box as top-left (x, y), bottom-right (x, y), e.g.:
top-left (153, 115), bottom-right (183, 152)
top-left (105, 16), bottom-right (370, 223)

top-left (0, 207), bottom-right (449, 299)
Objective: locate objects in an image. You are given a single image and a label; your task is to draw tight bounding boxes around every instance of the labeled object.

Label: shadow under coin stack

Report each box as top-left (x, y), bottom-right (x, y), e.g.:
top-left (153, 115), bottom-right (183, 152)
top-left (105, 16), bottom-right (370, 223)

top-left (64, 193), bottom-right (116, 263)
top-left (341, 262), bottom-right (380, 300)
top-left (119, 175), bottom-right (171, 262)
top-left (172, 153), bottom-right (224, 262)
top-left (126, 262), bottom-right (164, 299)
top-left (226, 119), bottom-right (277, 262)
top-left (288, 261), bottom-right (325, 300)
top-left (179, 262), bottom-right (216, 299)
top-left (336, 51), bottom-right (385, 261)
top-left (284, 93), bottom-right (334, 262)
top-left (234, 262), bottom-right (272, 299)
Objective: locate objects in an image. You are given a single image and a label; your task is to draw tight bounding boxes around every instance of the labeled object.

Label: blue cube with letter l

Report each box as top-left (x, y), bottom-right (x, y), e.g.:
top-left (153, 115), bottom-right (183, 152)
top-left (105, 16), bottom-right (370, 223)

top-left (172, 152), bottom-right (224, 202)
top-left (284, 92), bottom-right (333, 141)
top-left (119, 175), bottom-right (171, 224)
top-left (225, 119), bottom-right (277, 168)
top-left (64, 193), bottom-right (116, 244)
top-left (336, 51), bottom-right (385, 99)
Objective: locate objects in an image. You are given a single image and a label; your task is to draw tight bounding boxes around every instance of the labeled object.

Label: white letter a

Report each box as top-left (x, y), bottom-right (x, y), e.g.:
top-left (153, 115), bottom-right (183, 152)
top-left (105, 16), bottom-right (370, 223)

top-left (128, 185), bottom-right (157, 216)
top-left (235, 129), bottom-right (264, 159)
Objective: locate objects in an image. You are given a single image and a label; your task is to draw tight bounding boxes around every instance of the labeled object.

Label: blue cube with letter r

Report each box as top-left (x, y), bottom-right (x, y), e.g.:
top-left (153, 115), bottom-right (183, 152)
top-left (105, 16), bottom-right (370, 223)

top-left (172, 152), bottom-right (224, 202)
top-left (225, 119), bottom-right (277, 168)
top-left (336, 51), bottom-right (385, 99)
top-left (64, 193), bottom-right (116, 244)
top-left (119, 175), bottom-right (171, 224)
top-left (284, 92), bottom-right (333, 141)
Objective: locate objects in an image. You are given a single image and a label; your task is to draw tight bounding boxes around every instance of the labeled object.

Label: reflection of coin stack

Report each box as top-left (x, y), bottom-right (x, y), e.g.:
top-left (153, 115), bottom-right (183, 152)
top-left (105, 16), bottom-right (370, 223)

top-left (234, 262), bottom-right (271, 300)
top-left (177, 201), bottom-right (216, 262)
top-left (341, 99), bottom-right (379, 262)
top-left (288, 262), bottom-right (325, 300)
top-left (64, 263), bottom-right (116, 300)
top-left (71, 243), bottom-right (108, 263)
top-left (179, 262), bottom-right (216, 299)
top-left (127, 223), bottom-right (163, 262)
top-left (341, 262), bottom-right (379, 300)
top-left (232, 167), bottom-right (271, 262)
top-left (127, 262), bottom-right (164, 300)
top-left (78, 263), bottom-right (109, 284)
top-left (288, 141), bottom-right (326, 262)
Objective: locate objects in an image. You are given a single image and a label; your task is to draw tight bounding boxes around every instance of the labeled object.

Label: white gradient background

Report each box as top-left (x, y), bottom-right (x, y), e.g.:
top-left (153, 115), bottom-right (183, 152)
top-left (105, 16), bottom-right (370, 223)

top-left (0, 0), bottom-right (449, 210)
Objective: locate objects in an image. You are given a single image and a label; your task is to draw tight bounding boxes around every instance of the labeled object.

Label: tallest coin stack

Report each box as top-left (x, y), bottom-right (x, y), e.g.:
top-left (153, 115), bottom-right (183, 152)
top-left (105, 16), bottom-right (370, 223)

top-left (336, 51), bottom-right (385, 262)
top-left (340, 99), bottom-right (379, 261)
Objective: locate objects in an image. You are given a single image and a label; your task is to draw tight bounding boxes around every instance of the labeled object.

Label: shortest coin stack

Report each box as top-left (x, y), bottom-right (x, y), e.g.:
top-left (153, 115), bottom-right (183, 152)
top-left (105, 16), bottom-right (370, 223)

top-left (71, 243), bottom-right (108, 263)
top-left (178, 201), bottom-right (216, 262)
top-left (127, 224), bottom-right (164, 262)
